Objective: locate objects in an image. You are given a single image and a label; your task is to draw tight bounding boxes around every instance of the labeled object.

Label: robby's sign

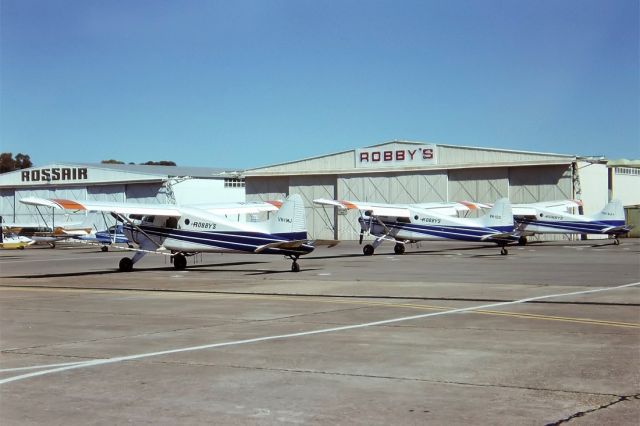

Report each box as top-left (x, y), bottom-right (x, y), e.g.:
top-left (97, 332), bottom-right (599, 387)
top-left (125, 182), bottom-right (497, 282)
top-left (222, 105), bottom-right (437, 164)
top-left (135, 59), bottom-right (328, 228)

top-left (21, 167), bottom-right (88, 182)
top-left (355, 145), bottom-right (437, 169)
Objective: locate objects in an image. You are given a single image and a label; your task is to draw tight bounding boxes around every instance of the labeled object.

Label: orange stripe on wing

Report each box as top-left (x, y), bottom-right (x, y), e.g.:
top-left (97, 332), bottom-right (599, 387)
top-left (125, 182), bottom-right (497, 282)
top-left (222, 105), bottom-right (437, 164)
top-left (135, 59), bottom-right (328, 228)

top-left (266, 200), bottom-right (283, 208)
top-left (52, 199), bottom-right (87, 211)
top-left (340, 201), bottom-right (358, 210)
top-left (458, 201), bottom-right (477, 210)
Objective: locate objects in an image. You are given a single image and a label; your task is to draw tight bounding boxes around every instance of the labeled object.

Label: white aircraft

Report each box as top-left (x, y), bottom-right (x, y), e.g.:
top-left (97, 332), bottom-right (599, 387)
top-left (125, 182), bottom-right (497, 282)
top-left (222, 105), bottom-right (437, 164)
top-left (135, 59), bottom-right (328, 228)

top-left (1, 215), bottom-right (93, 248)
top-left (510, 199), bottom-right (631, 245)
top-left (313, 198), bottom-right (516, 255)
top-left (0, 231), bottom-right (35, 250)
top-left (21, 195), bottom-right (337, 272)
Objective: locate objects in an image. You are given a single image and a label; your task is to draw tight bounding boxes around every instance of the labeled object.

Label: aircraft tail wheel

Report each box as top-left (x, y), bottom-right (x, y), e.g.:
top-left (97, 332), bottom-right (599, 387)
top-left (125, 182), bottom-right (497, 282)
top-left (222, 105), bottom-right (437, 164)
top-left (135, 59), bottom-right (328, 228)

top-left (119, 257), bottom-right (133, 272)
top-left (173, 254), bottom-right (187, 270)
top-left (363, 244), bottom-right (375, 256)
top-left (394, 243), bottom-right (405, 255)
top-left (128, 244), bottom-right (134, 248)
top-left (500, 247), bottom-right (508, 256)
top-left (101, 246), bottom-right (109, 252)
top-left (291, 262), bottom-right (300, 272)
top-left (518, 236), bottom-right (527, 246)
top-left (614, 238), bottom-right (620, 245)
top-left (19, 246), bottom-right (25, 250)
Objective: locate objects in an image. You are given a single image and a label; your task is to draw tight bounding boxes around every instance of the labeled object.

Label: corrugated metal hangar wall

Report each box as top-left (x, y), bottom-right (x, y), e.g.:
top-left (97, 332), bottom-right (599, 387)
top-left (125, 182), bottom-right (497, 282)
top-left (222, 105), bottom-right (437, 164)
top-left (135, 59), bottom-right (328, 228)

top-left (245, 142), bottom-right (575, 240)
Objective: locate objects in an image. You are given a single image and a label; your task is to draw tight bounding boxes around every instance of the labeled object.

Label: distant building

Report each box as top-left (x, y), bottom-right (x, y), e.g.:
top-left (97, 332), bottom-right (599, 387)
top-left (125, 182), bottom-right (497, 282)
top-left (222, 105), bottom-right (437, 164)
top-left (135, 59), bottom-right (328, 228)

top-left (0, 163), bottom-right (244, 230)
top-left (243, 141), bottom-right (631, 240)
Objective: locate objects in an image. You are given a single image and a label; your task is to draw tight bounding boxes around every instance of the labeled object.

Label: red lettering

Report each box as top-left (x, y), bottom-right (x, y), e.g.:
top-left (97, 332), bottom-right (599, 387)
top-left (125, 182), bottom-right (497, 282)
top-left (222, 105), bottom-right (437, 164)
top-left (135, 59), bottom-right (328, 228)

top-left (371, 152), bottom-right (381, 161)
top-left (422, 148), bottom-right (434, 160)
top-left (360, 152), bottom-right (369, 162)
top-left (396, 150), bottom-right (405, 161)
top-left (384, 151), bottom-right (393, 161)
top-left (408, 150), bottom-right (416, 160)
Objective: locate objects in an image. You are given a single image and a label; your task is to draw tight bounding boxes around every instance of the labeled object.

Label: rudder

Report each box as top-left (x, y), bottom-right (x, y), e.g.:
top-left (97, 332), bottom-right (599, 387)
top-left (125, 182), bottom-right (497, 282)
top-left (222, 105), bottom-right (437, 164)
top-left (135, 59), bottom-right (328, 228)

top-left (481, 198), bottom-right (514, 229)
top-left (269, 194), bottom-right (307, 234)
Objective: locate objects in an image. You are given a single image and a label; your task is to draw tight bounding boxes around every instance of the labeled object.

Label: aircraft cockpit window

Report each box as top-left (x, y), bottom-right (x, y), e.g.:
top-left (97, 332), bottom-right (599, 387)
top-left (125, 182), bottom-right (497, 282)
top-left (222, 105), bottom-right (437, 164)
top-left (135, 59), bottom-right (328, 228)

top-left (165, 217), bottom-right (178, 229)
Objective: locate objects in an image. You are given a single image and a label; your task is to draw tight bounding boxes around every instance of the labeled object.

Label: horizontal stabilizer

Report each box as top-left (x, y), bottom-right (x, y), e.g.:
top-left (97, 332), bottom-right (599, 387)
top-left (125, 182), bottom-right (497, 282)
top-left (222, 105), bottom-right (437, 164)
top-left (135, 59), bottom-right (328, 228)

top-left (480, 232), bottom-right (515, 241)
top-left (254, 239), bottom-right (339, 253)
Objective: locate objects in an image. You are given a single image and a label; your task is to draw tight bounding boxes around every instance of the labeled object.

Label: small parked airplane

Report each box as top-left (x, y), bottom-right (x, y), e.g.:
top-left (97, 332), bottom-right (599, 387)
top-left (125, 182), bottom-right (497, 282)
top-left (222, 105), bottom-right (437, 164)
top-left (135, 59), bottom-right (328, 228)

top-left (510, 199), bottom-right (631, 245)
top-left (21, 195), bottom-right (337, 272)
top-left (313, 198), bottom-right (516, 255)
top-left (77, 224), bottom-right (133, 252)
top-left (0, 231), bottom-right (35, 250)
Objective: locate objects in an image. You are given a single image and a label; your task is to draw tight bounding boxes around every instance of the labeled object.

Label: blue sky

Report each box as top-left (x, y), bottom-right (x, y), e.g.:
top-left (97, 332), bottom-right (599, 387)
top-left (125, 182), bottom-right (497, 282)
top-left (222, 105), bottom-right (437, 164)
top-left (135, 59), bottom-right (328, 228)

top-left (1, 0), bottom-right (638, 168)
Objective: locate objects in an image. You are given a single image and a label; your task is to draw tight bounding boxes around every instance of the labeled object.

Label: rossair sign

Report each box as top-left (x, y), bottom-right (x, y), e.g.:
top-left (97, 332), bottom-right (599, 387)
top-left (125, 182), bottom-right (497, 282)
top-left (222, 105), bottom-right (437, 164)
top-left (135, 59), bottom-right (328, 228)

top-left (21, 167), bottom-right (88, 182)
top-left (355, 145), bottom-right (437, 169)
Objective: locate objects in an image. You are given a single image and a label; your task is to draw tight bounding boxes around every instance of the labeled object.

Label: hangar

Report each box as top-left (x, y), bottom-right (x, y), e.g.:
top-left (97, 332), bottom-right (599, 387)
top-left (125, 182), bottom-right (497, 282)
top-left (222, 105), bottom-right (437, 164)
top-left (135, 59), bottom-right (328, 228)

top-left (0, 163), bottom-right (244, 230)
top-left (244, 141), bottom-right (610, 240)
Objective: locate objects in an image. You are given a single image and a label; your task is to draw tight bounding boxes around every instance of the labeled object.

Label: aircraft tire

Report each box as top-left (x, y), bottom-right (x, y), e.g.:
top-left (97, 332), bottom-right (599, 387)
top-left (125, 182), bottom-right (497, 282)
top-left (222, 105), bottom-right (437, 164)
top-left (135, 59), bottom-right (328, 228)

top-left (394, 243), bottom-right (405, 255)
top-left (363, 244), bottom-right (375, 256)
top-left (19, 246), bottom-right (25, 250)
top-left (291, 262), bottom-right (300, 272)
top-left (518, 236), bottom-right (527, 246)
top-left (119, 257), bottom-right (133, 272)
top-left (614, 238), bottom-right (620, 245)
top-left (101, 246), bottom-right (109, 252)
top-left (500, 247), bottom-right (508, 256)
top-left (173, 254), bottom-right (187, 270)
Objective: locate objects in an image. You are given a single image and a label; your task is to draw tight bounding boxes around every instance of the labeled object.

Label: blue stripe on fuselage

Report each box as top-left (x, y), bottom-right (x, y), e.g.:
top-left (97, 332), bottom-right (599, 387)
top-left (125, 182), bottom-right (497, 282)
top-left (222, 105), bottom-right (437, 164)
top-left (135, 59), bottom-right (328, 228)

top-left (361, 218), bottom-right (515, 242)
top-left (125, 224), bottom-right (313, 255)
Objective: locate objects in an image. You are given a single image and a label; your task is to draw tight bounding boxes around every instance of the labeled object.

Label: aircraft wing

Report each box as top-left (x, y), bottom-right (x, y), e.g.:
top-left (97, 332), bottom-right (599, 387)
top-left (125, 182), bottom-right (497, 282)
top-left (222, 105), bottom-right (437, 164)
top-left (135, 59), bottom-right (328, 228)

top-left (189, 201), bottom-right (282, 215)
top-left (20, 197), bottom-right (182, 217)
top-left (313, 199), bottom-right (411, 218)
top-left (513, 200), bottom-right (582, 215)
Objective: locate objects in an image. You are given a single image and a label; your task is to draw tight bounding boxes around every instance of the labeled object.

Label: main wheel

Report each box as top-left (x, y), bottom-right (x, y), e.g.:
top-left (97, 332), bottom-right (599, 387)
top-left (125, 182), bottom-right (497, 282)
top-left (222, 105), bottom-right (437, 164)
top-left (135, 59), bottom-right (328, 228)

top-left (291, 262), bottom-right (300, 272)
top-left (394, 243), bottom-right (405, 255)
top-left (119, 257), bottom-right (133, 272)
top-left (173, 254), bottom-right (187, 270)
top-left (517, 236), bottom-right (527, 246)
top-left (101, 246), bottom-right (109, 252)
top-left (363, 244), bottom-right (375, 256)
top-left (500, 247), bottom-right (508, 256)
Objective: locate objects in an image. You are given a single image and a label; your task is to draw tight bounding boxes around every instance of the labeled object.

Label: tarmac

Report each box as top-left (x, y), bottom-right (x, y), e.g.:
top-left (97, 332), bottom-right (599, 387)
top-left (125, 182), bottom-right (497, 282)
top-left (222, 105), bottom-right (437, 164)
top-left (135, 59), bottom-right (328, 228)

top-left (0, 238), bottom-right (639, 425)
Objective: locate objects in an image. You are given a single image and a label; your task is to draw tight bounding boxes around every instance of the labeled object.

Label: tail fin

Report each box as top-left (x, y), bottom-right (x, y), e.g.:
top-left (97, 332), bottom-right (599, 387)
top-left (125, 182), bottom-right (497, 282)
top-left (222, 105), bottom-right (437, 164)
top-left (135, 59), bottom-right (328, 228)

top-left (590, 199), bottom-right (625, 221)
top-left (269, 194), bottom-right (307, 234)
top-left (480, 198), bottom-right (514, 228)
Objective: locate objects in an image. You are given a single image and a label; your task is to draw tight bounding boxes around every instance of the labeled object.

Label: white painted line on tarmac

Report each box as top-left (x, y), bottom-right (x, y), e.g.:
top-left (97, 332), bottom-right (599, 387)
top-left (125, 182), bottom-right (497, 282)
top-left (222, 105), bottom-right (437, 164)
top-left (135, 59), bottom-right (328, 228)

top-left (0, 360), bottom-right (92, 372)
top-left (1, 281), bottom-right (638, 386)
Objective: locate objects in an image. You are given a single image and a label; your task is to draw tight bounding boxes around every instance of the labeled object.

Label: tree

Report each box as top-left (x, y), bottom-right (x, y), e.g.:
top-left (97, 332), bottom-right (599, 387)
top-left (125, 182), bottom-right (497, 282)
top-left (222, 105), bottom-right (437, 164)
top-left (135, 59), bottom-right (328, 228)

top-left (0, 152), bottom-right (32, 174)
top-left (101, 159), bottom-right (125, 164)
top-left (141, 160), bottom-right (177, 166)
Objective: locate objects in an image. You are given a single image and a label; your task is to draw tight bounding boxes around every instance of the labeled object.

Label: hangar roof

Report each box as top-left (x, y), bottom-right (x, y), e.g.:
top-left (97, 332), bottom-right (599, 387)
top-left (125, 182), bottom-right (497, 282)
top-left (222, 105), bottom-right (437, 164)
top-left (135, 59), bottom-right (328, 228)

top-left (0, 163), bottom-right (241, 188)
top-left (244, 141), bottom-right (577, 177)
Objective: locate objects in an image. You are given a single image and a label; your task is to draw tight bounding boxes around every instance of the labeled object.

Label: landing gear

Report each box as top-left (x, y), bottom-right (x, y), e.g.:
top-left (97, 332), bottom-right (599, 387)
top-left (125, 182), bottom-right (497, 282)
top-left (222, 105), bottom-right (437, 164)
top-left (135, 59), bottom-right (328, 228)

top-left (119, 257), bottom-right (133, 272)
top-left (101, 246), bottom-right (109, 252)
top-left (363, 244), bottom-right (375, 256)
top-left (613, 235), bottom-right (621, 245)
top-left (394, 243), bottom-right (405, 255)
top-left (173, 253), bottom-right (187, 270)
top-left (500, 246), bottom-right (508, 256)
top-left (128, 244), bottom-right (134, 249)
top-left (518, 236), bottom-right (527, 246)
top-left (287, 255), bottom-right (301, 272)
top-left (48, 242), bottom-right (56, 249)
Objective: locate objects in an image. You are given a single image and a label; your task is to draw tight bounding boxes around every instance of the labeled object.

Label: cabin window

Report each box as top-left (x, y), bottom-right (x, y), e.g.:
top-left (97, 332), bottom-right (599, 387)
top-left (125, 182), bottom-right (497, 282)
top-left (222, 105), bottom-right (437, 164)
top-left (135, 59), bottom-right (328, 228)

top-left (166, 217), bottom-right (178, 229)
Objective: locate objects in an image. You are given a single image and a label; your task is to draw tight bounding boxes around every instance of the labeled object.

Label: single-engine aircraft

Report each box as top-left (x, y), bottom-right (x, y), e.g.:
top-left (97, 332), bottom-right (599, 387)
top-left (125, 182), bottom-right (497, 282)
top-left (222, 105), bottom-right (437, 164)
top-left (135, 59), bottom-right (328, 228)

top-left (313, 198), bottom-right (516, 255)
top-left (21, 195), bottom-right (337, 272)
top-left (77, 224), bottom-right (133, 251)
top-left (509, 199), bottom-right (631, 245)
top-left (0, 231), bottom-right (35, 250)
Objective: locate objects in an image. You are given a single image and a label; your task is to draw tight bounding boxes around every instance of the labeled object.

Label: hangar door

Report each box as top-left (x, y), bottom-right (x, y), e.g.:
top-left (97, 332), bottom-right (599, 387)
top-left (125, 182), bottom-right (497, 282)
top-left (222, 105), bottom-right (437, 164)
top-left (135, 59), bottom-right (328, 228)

top-left (0, 189), bottom-right (15, 222)
top-left (125, 183), bottom-right (167, 204)
top-left (245, 177), bottom-right (289, 202)
top-left (290, 175), bottom-right (336, 240)
top-left (509, 165), bottom-right (572, 203)
top-left (337, 171), bottom-right (447, 240)
top-left (448, 168), bottom-right (509, 214)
